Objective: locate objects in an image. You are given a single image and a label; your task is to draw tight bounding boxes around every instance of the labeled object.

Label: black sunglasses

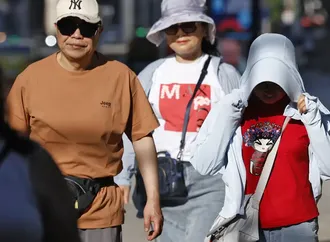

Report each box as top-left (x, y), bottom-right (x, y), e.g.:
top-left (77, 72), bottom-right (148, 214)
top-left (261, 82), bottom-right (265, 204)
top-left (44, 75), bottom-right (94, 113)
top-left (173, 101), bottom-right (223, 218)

top-left (57, 17), bottom-right (101, 38)
top-left (164, 22), bottom-right (198, 35)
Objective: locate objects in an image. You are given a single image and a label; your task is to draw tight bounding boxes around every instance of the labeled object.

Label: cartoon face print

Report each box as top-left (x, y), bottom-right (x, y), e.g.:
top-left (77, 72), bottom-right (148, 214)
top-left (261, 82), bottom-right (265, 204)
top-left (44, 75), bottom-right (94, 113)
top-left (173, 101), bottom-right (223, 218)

top-left (244, 122), bottom-right (282, 176)
top-left (253, 138), bottom-right (275, 153)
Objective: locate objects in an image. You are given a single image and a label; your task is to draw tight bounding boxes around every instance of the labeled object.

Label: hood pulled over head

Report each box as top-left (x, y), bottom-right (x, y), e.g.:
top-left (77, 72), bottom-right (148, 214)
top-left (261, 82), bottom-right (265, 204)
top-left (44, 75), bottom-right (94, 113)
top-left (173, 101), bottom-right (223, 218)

top-left (241, 33), bottom-right (305, 103)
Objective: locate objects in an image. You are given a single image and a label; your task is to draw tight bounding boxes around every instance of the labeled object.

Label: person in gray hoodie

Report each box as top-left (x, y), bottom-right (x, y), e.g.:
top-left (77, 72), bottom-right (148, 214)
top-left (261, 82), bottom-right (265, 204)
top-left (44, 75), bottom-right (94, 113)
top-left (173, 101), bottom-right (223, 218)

top-left (116, 0), bottom-right (242, 241)
top-left (191, 33), bottom-right (330, 242)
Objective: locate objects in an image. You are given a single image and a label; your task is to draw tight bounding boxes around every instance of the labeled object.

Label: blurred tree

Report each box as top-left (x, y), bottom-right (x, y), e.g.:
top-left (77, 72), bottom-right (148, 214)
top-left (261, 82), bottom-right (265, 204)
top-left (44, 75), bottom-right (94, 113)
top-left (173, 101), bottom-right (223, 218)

top-left (266, 0), bottom-right (283, 24)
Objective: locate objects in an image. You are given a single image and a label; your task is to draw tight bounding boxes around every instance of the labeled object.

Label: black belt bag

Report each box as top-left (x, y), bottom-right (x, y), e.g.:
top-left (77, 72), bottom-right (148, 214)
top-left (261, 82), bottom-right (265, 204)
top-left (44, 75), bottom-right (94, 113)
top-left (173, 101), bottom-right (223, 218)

top-left (64, 176), bottom-right (115, 218)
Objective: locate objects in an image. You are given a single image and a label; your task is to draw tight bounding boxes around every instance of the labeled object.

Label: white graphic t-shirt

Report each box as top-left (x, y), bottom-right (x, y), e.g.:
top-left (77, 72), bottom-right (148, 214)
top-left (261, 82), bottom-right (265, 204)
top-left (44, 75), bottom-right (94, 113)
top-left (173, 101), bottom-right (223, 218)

top-left (149, 54), bottom-right (225, 161)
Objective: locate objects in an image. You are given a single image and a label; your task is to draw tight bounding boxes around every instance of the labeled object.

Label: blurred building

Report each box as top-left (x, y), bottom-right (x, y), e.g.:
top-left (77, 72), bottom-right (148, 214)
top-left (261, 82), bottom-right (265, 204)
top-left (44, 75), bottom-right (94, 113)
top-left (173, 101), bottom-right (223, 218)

top-left (0, 0), bottom-right (329, 81)
top-left (0, 0), bottom-right (168, 79)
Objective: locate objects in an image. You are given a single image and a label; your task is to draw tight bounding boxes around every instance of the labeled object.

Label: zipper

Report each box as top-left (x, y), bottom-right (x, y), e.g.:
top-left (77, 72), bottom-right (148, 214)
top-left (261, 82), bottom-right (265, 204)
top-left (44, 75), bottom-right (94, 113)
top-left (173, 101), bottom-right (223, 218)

top-left (64, 177), bottom-right (87, 194)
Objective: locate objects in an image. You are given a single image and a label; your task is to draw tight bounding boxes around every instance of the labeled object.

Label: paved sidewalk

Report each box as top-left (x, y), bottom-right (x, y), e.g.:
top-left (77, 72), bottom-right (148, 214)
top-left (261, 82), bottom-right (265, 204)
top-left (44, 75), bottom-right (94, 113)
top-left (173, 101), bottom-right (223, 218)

top-left (123, 181), bottom-right (330, 242)
top-left (318, 181), bottom-right (330, 242)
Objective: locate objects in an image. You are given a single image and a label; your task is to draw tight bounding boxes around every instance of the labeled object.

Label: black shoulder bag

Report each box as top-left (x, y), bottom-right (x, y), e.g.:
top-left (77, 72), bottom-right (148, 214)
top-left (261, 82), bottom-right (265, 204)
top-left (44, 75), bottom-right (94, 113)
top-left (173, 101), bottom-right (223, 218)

top-left (132, 56), bottom-right (212, 216)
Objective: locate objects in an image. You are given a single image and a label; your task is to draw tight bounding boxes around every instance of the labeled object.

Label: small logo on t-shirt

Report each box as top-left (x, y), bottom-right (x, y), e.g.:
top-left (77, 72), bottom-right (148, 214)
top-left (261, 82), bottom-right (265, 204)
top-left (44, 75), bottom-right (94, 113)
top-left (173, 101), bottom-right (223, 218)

top-left (100, 101), bottom-right (111, 108)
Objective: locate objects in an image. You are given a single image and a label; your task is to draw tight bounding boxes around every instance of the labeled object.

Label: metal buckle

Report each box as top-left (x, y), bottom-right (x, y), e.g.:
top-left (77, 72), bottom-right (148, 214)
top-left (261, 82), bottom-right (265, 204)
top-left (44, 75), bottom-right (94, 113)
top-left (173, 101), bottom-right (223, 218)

top-left (177, 148), bottom-right (184, 161)
top-left (212, 226), bottom-right (226, 240)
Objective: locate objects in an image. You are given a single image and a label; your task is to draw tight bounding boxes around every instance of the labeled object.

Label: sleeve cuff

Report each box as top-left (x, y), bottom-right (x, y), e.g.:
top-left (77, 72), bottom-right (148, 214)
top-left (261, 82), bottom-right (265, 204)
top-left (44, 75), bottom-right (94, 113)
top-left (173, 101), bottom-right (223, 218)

top-left (114, 171), bottom-right (132, 186)
top-left (301, 93), bottom-right (321, 126)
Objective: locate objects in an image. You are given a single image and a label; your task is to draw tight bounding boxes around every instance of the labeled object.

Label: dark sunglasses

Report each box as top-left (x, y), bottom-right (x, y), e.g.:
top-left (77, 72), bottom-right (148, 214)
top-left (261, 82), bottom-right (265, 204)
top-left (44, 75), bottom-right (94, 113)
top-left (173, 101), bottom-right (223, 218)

top-left (57, 17), bottom-right (101, 38)
top-left (164, 22), bottom-right (197, 35)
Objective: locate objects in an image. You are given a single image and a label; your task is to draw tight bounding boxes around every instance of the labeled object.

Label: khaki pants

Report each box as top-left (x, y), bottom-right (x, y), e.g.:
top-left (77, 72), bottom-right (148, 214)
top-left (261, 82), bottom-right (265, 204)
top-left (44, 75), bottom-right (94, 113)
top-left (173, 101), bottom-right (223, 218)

top-left (79, 226), bottom-right (122, 242)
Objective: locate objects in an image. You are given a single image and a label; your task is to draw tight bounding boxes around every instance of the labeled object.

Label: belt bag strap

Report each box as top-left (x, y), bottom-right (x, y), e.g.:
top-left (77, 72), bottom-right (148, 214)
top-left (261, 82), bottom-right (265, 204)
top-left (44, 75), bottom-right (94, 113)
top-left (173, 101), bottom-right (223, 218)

top-left (66, 176), bottom-right (115, 192)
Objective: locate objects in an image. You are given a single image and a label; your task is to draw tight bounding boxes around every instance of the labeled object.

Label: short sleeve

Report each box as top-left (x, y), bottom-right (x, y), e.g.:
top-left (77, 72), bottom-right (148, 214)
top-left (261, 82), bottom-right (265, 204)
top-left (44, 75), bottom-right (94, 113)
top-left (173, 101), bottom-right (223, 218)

top-left (125, 71), bottom-right (159, 142)
top-left (6, 73), bottom-right (30, 134)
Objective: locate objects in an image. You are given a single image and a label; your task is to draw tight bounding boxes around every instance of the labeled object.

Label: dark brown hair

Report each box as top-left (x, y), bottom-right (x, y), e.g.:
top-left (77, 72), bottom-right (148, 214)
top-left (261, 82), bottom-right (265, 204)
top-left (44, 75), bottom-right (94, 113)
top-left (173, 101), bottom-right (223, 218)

top-left (201, 23), bottom-right (220, 56)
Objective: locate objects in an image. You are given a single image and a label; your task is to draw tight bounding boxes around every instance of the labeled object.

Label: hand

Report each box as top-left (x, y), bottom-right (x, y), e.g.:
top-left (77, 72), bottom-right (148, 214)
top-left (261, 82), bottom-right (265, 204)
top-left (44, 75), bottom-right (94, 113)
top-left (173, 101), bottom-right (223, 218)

top-left (119, 185), bottom-right (130, 205)
top-left (298, 94), bottom-right (307, 114)
top-left (143, 199), bottom-right (163, 241)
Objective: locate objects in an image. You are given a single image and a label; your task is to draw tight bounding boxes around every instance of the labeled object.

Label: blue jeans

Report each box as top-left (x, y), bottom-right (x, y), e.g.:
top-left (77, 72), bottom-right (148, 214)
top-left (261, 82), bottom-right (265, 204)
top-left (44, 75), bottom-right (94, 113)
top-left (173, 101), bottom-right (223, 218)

top-left (259, 219), bottom-right (319, 242)
top-left (155, 162), bottom-right (225, 242)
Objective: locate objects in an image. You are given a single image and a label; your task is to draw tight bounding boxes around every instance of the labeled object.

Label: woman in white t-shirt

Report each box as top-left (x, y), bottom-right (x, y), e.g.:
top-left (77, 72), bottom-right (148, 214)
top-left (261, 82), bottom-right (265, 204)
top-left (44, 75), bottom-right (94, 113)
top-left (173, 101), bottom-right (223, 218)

top-left (117, 0), bottom-right (241, 241)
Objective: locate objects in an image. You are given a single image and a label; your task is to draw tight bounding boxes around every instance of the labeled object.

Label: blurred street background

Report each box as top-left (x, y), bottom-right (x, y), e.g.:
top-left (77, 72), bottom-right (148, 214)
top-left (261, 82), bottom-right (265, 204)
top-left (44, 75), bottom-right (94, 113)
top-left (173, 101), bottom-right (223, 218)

top-left (1, 0), bottom-right (330, 92)
top-left (0, 0), bottom-right (329, 241)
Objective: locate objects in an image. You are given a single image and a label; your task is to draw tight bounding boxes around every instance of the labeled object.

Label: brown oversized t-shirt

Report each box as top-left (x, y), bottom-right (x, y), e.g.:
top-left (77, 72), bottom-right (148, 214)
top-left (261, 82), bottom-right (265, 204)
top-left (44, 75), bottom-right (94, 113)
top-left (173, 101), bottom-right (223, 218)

top-left (6, 52), bottom-right (159, 229)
